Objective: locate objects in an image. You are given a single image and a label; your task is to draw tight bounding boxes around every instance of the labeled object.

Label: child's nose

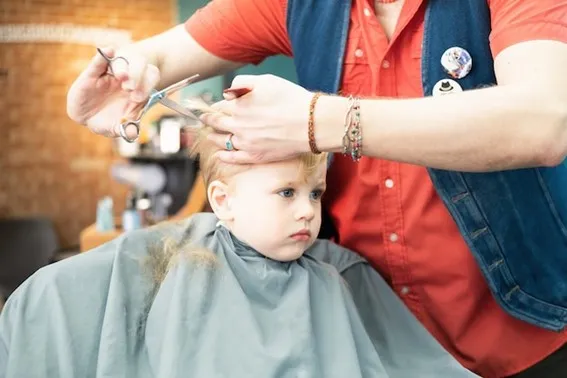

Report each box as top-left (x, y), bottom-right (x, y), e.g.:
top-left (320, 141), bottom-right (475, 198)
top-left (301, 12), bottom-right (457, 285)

top-left (295, 198), bottom-right (315, 221)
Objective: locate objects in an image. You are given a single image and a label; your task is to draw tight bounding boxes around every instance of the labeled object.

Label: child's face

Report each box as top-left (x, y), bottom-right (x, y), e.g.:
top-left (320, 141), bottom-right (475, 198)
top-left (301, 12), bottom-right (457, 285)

top-left (221, 159), bottom-right (326, 261)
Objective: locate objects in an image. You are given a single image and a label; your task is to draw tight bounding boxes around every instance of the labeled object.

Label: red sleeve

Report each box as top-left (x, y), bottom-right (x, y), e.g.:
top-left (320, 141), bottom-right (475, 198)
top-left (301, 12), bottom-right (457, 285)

top-left (489, 0), bottom-right (567, 58)
top-left (184, 0), bottom-right (292, 65)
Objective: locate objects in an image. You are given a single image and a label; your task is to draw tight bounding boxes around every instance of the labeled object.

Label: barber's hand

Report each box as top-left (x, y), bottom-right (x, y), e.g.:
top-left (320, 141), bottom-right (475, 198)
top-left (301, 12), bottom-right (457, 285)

top-left (202, 74), bottom-right (313, 164)
top-left (66, 46), bottom-right (160, 139)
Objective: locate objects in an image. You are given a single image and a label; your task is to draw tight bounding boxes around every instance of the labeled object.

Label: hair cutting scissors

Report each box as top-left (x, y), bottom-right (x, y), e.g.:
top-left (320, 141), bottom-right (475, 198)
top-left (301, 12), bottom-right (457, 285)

top-left (118, 75), bottom-right (203, 142)
top-left (97, 48), bottom-right (203, 143)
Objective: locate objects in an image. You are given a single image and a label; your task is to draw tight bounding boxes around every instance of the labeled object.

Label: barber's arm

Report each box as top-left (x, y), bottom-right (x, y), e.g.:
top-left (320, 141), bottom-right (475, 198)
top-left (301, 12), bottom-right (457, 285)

top-left (206, 39), bottom-right (567, 170)
top-left (66, 25), bottom-right (242, 130)
top-left (117, 25), bottom-right (243, 91)
top-left (315, 40), bottom-right (567, 172)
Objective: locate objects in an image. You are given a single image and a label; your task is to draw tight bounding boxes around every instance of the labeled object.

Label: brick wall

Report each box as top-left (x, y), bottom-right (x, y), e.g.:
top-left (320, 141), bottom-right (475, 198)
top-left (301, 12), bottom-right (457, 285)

top-left (0, 0), bottom-right (177, 248)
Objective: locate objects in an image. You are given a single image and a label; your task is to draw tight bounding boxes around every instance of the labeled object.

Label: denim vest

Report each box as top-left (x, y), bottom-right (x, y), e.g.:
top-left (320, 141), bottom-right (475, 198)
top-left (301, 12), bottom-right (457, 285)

top-left (287, 0), bottom-right (567, 331)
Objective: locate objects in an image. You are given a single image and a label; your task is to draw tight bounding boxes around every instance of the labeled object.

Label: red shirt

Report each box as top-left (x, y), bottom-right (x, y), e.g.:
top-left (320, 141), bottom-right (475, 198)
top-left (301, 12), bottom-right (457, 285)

top-left (186, 1), bottom-right (567, 376)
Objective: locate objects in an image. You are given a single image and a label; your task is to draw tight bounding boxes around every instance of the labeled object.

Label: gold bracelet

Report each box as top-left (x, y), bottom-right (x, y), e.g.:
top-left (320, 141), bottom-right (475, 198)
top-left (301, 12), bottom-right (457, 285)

top-left (308, 92), bottom-right (323, 154)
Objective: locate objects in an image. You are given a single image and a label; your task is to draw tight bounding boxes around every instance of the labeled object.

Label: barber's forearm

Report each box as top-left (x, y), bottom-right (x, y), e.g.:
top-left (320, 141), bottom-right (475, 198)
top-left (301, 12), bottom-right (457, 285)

top-left (317, 85), bottom-right (567, 172)
top-left (118, 25), bottom-right (242, 89)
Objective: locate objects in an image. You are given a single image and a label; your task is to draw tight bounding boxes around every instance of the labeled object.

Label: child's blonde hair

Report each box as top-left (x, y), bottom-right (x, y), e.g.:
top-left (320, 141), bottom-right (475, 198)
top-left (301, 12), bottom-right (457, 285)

top-left (191, 125), bottom-right (328, 188)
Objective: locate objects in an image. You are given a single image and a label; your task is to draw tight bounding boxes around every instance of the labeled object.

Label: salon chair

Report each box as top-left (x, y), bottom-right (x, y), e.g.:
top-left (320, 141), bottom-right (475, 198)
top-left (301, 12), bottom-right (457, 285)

top-left (0, 217), bottom-right (59, 301)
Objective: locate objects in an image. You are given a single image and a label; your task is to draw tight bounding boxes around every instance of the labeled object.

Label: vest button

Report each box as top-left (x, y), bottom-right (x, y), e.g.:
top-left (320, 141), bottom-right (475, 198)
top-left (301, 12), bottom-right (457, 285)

top-left (354, 49), bottom-right (364, 58)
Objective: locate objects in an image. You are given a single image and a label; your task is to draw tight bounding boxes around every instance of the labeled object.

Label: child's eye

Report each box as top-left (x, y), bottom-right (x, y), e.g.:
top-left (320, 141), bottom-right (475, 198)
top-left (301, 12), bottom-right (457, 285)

top-left (278, 188), bottom-right (295, 198)
top-left (310, 189), bottom-right (324, 201)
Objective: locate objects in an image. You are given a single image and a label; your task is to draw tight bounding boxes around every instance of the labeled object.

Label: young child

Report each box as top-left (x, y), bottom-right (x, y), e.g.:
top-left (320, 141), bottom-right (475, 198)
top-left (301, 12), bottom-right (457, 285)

top-left (0, 127), bottom-right (479, 378)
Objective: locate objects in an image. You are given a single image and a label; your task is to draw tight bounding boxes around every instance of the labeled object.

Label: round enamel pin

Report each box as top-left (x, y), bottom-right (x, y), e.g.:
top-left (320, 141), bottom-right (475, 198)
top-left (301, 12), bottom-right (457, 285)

top-left (441, 47), bottom-right (472, 79)
top-left (432, 79), bottom-right (463, 96)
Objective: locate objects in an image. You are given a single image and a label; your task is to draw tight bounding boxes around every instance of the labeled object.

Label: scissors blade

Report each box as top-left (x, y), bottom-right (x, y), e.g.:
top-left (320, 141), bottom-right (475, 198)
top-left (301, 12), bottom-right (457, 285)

top-left (155, 74), bottom-right (201, 98)
top-left (158, 97), bottom-right (201, 122)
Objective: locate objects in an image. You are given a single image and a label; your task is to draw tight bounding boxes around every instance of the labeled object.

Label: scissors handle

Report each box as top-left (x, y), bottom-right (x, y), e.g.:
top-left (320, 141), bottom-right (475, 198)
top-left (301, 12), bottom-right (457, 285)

top-left (119, 120), bottom-right (141, 143)
top-left (96, 48), bottom-right (129, 76)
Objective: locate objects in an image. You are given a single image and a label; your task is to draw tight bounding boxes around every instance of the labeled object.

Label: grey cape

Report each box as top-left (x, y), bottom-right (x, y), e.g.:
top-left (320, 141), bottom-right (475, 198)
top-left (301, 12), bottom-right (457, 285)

top-left (0, 213), bottom-right (478, 378)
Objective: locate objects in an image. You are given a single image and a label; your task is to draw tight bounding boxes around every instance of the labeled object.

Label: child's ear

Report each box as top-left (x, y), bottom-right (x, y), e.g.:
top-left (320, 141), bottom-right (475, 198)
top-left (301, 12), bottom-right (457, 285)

top-left (207, 180), bottom-right (234, 221)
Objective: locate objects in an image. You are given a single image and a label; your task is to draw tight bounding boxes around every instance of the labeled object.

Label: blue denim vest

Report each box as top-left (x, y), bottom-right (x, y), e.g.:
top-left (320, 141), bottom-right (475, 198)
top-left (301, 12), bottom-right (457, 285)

top-left (287, 0), bottom-right (567, 331)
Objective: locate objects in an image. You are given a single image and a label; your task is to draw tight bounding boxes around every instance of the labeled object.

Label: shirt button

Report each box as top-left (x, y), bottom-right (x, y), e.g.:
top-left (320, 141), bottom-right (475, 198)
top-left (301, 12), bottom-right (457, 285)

top-left (400, 286), bottom-right (410, 295)
top-left (385, 178), bottom-right (394, 188)
top-left (389, 233), bottom-right (399, 242)
top-left (354, 49), bottom-right (364, 58)
top-left (382, 60), bottom-right (391, 69)
top-left (364, 8), bottom-right (372, 17)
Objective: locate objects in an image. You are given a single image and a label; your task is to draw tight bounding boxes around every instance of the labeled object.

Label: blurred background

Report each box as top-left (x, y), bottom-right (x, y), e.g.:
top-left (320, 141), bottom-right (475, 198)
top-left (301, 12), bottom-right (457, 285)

top-left (0, 0), bottom-right (297, 305)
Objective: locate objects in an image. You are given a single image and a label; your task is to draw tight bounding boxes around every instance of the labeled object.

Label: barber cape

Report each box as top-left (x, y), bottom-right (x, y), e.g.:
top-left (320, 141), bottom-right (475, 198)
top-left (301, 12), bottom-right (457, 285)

top-left (0, 213), bottom-right (477, 378)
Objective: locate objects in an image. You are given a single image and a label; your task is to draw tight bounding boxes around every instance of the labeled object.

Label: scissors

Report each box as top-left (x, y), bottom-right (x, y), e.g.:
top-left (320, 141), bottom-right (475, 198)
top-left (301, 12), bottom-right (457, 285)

top-left (118, 75), bottom-right (204, 142)
top-left (97, 48), bottom-right (204, 143)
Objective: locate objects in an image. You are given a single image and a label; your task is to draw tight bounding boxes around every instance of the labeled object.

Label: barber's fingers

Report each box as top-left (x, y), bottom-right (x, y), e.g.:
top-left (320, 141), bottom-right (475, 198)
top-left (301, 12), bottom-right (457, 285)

top-left (210, 99), bottom-right (237, 116)
top-left (109, 106), bottom-right (143, 139)
top-left (104, 101), bottom-right (145, 139)
top-left (200, 112), bottom-right (238, 134)
top-left (230, 75), bottom-right (257, 91)
top-left (111, 122), bottom-right (140, 141)
top-left (103, 50), bottom-right (160, 104)
top-left (112, 52), bottom-right (147, 92)
top-left (222, 75), bottom-right (256, 100)
top-left (205, 133), bottom-right (257, 164)
top-left (206, 131), bottom-right (240, 150)
top-left (107, 51), bottom-right (147, 91)
top-left (84, 46), bottom-right (117, 79)
top-left (222, 87), bottom-right (253, 100)
top-left (129, 64), bottom-right (160, 103)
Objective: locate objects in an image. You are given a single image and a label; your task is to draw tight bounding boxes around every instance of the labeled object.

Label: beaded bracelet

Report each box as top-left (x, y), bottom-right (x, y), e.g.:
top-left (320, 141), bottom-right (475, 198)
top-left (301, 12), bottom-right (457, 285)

top-left (342, 96), bottom-right (362, 162)
top-left (342, 96), bottom-right (355, 156)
